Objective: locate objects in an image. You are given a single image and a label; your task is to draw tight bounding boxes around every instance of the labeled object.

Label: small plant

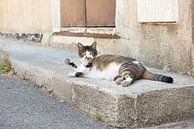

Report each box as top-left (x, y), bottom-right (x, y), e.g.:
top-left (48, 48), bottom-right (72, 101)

top-left (0, 48), bottom-right (11, 74)
top-left (0, 64), bottom-right (11, 74)
top-left (93, 113), bottom-right (103, 121)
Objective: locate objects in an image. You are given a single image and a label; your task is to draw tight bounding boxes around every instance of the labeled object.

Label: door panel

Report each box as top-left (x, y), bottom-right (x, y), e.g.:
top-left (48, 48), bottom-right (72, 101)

top-left (61, 0), bottom-right (86, 27)
top-left (86, 0), bottom-right (116, 27)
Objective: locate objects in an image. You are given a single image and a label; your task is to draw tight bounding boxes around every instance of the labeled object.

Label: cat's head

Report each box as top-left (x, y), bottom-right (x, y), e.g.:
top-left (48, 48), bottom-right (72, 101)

top-left (76, 42), bottom-right (97, 64)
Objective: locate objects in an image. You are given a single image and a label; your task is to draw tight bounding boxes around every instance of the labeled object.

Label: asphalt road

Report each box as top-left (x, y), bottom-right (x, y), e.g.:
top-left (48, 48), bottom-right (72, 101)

top-left (0, 76), bottom-right (108, 129)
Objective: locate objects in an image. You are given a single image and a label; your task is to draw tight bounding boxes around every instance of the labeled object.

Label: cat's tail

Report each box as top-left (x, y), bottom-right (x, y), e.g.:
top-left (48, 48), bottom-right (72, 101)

top-left (142, 71), bottom-right (173, 83)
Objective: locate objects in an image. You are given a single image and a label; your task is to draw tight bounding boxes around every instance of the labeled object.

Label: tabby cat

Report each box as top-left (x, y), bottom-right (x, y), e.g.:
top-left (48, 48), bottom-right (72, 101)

top-left (64, 42), bottom-right (173, 87)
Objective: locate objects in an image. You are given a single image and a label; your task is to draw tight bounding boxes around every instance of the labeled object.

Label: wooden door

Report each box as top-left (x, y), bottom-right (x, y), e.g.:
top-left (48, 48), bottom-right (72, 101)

top-left (60, 0), bottom-right (116, 27)
top-left (86, 0), bottom-right (116, 27)
top-left (61, 0), bottom-right (86, 27)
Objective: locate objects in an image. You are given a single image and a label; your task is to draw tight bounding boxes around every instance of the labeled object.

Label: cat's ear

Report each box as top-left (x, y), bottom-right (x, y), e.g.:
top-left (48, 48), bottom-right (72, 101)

top-left (77, 42), bottom-right (84, 50)
top-left (91, 42), bottom-right (97, 49)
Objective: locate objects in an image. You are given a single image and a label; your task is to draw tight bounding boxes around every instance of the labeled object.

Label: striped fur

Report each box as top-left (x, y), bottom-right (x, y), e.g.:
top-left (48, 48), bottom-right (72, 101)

top-left (65, 42), bottom-right (173, 86)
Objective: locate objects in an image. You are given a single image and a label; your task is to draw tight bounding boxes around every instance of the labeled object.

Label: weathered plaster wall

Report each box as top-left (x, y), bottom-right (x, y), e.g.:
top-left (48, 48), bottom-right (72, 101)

top-left (96, 0), bottom-right (192, 74)
top-left (193, 1), bottom-right (194, 45)
top-left (0, 0), bottom-right (52, 32)
top-left (192, 1), bottom-right (194, 74)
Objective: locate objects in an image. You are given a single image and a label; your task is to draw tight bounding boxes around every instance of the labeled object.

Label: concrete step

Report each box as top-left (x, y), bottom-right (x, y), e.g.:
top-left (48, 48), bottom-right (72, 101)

top-left (0, 38), bottom-right (194, 128)
top-left (142, 119), bottom-right (194, 129)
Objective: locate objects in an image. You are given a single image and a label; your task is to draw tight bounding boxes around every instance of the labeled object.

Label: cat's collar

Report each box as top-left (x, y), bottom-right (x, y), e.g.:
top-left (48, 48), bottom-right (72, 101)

top-left (85, 63), bottom-right (92, 68)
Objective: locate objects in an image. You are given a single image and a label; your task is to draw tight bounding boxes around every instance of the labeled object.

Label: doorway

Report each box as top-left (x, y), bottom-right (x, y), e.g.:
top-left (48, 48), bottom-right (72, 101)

top-left (60, 0), bottom-right (116, 27)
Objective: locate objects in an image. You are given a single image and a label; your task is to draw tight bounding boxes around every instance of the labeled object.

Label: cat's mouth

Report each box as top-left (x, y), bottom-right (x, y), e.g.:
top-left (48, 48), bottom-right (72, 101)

top-left (85, 57), bottom-right (93, 64)
top-left (81, 57), bottom-right (93, 65)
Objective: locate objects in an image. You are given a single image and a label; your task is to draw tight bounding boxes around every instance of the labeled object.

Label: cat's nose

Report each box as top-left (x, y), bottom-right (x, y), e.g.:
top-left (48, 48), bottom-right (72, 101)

top-left (86, 57), bottom-right (92, 60)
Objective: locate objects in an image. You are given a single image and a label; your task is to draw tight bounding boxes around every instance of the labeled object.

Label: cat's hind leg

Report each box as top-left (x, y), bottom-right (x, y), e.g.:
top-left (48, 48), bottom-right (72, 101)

top-left (114, 75), bottom-right (124, 85)
top-left (121, 73), bottom-right (135, 87)
top-left (121, 77), bottom-right (133, 87)
top-left (114, 73), bottom-right (134, 87)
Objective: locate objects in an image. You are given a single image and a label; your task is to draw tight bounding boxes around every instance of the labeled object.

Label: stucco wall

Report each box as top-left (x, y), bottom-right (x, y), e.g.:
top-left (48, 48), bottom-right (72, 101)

top-left (192, 1), bottom-right (194, 45)
top-left (192, 1), bottom-right (194, 75)
top-left (95, 0), bottom-right (192, 74)
top-left (0, 0), bottom-right (52, 32)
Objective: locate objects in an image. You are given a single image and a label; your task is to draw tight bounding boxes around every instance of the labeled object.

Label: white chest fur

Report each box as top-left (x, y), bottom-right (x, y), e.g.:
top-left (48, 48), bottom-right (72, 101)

top-left (84, 63), bottom-right (121, 80)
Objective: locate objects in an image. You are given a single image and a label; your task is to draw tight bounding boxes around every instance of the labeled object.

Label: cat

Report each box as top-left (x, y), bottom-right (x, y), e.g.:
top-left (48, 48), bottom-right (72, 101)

top-left (64, 42), bottom-right (173, 87)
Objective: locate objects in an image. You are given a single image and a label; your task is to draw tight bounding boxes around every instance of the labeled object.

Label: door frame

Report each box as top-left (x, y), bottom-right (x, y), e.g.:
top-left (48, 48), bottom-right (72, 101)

top-left (51, 0), bottom-right (118, 39)
top-left (51, 0), bottom-right (61, 32)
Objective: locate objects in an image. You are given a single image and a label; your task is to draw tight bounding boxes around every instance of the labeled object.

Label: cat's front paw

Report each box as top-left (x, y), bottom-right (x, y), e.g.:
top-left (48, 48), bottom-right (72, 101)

top-left (68, 72), bottom-right (76, 77)
top-left (64, 58), bottom-right (70, 65)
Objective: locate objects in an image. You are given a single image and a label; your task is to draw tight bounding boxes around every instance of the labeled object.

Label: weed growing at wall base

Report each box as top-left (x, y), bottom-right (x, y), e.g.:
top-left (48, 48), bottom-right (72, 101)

top-left (93, 113), bottom-right (103, 122)
top-left (0, 48), bottom-right (11, 74)
top-left (0, 64), bottom-right (11, 74)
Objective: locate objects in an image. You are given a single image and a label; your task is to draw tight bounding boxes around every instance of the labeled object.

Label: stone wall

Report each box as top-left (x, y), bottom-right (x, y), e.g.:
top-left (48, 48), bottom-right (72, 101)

top-left (0, 32), bottom-right (43, 42)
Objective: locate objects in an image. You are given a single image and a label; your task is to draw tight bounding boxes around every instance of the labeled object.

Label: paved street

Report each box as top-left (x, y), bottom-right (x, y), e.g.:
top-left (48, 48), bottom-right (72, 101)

top-left (0, 76), bottom-right (107, 129)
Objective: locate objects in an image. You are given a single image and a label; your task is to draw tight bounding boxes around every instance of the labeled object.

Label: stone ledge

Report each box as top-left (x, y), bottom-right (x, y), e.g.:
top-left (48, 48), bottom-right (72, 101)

top-left (53, 31), bottom-right (120, 39)
top-left (0, 39), bottom-right (194, 128)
